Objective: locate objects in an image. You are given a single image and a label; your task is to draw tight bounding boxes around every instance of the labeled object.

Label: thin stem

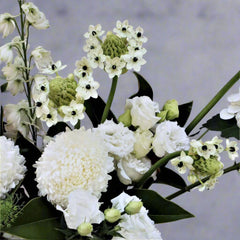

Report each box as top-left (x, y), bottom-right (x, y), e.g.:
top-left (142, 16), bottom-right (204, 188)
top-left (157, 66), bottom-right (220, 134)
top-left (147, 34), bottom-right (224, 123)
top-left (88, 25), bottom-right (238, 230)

top-left (135, 151), bottom-right (182, 188)
top-left (166, 161), bottom-right (240, 200)
top-left (197, 129), bottom-right (209, 140)
top-left (185, 71), bottom-right (240, 135)
top-left (101, 75), bottom-right (118, 123)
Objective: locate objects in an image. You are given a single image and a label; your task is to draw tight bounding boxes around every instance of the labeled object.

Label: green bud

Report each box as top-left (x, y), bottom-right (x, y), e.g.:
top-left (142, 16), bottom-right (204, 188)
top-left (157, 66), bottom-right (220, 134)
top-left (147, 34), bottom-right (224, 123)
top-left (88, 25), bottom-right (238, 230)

top-left (157, 110), bottom-right (168, 123)
top-left (193, 156), bottom-right (224, 175)
top-left (48, 76), bottom-right (77, 107)
top-left (125, 201), bottom-right (143, 215)
top-left (104, 208), bottom-right (121, 223)
top-left (162, 99), bottom-right (179, 120)
top-left (77, 222), bottom-right (93, 236)
top-left (102, 31), bottom-right (128, 58)
top-left (118, 109), bottom-right (132, 127)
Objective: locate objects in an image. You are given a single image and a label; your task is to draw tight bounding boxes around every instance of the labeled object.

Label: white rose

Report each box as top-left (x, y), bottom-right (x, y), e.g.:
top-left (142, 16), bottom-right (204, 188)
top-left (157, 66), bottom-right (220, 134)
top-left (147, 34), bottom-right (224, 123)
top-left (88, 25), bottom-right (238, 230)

top-left (56, 189), bottom-right (104, 229)
top-left (117, 154), bottom-right (151, 185)
top-left (133, 128), bottom-right (153, 158)
top-left (125, 96), bottom-right (160, 130)
top-left (152, 121), bottom-right (189, 157)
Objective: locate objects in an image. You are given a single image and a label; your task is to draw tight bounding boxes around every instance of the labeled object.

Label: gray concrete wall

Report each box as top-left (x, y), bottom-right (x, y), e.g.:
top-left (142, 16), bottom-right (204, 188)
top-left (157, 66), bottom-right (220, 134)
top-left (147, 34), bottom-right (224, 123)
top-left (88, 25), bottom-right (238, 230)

top-left (1, 1), bottom-right (240, 239)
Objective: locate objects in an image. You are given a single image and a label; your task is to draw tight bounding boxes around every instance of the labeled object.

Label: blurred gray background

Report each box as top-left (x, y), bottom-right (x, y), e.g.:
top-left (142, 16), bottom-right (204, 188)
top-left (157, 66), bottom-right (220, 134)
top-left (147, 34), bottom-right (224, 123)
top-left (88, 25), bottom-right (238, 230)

top-left (1, 0), bottom-right (240, 239)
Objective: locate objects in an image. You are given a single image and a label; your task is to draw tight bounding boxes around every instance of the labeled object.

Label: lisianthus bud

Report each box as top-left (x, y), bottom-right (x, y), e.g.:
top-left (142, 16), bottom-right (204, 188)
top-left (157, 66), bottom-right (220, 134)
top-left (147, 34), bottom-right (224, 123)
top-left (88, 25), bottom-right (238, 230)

top-left (193, 156), bottom-right (224, 175)
top-left (125, 201), bottom-right (143, 215)
top-left (102, 32), bottom-right (128, 58)
top-left (104, 208), bottom-right (121, 223)
top-left (162, 99), bottom-right (179, 120)
top-left (77, 222), bottom-right (93, 236)
top-left (118, 109), bottom-right (132, 127)
top-left (48, 76), bottom-right (77, 107)
top-left (157, 110), bottom-right (167, 123)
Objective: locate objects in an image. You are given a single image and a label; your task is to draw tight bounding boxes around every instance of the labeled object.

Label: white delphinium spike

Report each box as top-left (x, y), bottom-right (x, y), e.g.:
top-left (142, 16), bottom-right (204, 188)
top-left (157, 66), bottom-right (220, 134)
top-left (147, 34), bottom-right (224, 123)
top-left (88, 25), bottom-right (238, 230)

top-left (0, 42), bottom-right (13, 64)
top-left (0, 13), bottom-right (15, 38)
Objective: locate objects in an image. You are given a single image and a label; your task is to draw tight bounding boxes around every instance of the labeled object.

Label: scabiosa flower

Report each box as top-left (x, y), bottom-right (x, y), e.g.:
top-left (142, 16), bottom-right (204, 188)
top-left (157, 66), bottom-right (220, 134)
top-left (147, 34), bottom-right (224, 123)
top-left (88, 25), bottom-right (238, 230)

top-left (84, 24), bottom-right (105, 39)
top-left (0, 136), bottom-right (26, 199)
top-left (225, 139), bottom-right (239, 160)
top-left (0, 13), bottom-right (15, 38)
top-left (171, 151), bottom-right (194, 174)
top-left (35, 128), bottom-right (114, 207)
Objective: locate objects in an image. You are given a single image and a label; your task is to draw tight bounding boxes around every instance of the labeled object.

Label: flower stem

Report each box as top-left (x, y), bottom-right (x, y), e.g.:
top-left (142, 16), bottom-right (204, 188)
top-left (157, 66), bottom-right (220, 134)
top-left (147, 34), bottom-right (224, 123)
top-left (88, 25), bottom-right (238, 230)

top-left (185, 71), bottom-right (240, 135)
top-left (101, 75), bottom-right (118, 123)
top-left (166, 161), bottom-right (240, 200)
top-left (135, 151), bottom-right (182, 188)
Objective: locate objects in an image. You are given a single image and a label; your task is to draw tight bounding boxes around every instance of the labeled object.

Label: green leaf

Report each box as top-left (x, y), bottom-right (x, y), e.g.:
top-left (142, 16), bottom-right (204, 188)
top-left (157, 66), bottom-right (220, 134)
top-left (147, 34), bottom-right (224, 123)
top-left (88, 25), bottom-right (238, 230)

top-left (0, 106), bottom-right (4, 136)
top-left (176, 101), bottom-right (193, 127)
top-left (1, 82), bottom-right (7, 92)
top-left (3, 197), bottom-right (64, 240)
top-left (128, 189), bottom-right (194, 223)
top-left (47, 122), bottom-right (71, 137)
top-left (155, 167), bottom-right (187, 189)
top-left (203, 114), bottom-right (240, 140)
top-left (130, 72), bottom-right (153, 100)
top-left (84, 96), bottom-right (117, 127)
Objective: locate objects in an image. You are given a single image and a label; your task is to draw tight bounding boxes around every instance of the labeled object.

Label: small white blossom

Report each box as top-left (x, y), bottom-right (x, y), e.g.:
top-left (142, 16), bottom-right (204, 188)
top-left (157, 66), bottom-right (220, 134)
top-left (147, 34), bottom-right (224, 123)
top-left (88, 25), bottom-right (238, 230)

top-left (198, 170), bottom-right (223, 191)
top-left (171, 151), bottom-right (194, 174)
top-left (84, 24), bottom-right (104, 38)
top-left (83, 37), bottom-right (101, 53)
top-left (74, 57), bottom-right (93, 78)
top-left (40, 60), bottom-right (67, 75)
top-left (88, 48), bottom-right (106, 69)
top-left (205, 136), bottom-right (224, 154)
top-left (0, 13), bottom-right (15, 38)
top-left (105, 56), bottom-right (125, 78)
top-left (35, 99), bottom-right (50, 118)
top-left (32, 74), bottom-right (49, 102)
top-left (133, 26), bottom-right (148, 43)
top-left (127, 40), bottom-right (147, 57)
top-left (226, 139), bottom-right (239, 160)
top-left (113, 20), bottom-right (134, 39)
top-left (0, 42), bottom-right (13, 63)
top-left (76, 77), bottom-right (99, 100)
top-left (40, 108), bottom-right (58, 127)
top-left (121, 52), bottom-right (146, 72)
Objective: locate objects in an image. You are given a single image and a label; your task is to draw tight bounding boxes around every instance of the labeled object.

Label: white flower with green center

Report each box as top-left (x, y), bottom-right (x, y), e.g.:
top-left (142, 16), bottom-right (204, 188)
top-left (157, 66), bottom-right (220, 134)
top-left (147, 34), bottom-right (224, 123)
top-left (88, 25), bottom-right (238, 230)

top-left (205, 136), bottom-right (224, 154)
top-left (83, 37), bottom-right (101, 53)
top-left (35, 128), bottom-right (113, 207)
top-left (56, 189), bottom-right (104, 230)
top-left (121, 52), bottom-right (146, 72)
top-left (0, 136), bottom-right (26, 199)
top-left (21, 2), bottom-right (49, 30)
top-left (74, 57), bottom-right (93, 78)
top-left (190, 139), bottom-right (217, 159)
top-left (40, 108), bottom-right (58, 127)
top-left (60, 100), bottom-right (85, 125)
top-left (32, 74), bottom-right (49, 102)
top-left (171, 151), bottom-right (194, 174)
top-left (35, 99), bottom-right (50, 118)
top-left (113, 20), bottom-right (134, 39)
top-left (0, 13), bottom-right (15, 38)
top-left (76, 77), bottom-right (99, 100)
top-left (133, 26), bottom-right (148, 44)
top-left (105, 56), bottom-right (125, 78)
top-left (226, 139), bottom-right (239, 160)
top-left (0, 43), bottom-right (13, 63)
top-left (88, 48), bottom-right (106, 69)
top-left (84, 24), bottom-right (104, 39)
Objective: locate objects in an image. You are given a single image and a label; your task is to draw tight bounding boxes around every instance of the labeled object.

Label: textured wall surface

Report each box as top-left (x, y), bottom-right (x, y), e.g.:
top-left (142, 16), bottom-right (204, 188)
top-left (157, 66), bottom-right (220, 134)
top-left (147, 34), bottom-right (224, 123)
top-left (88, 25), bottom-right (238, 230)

top-left (1, 1), bottom-right (240, 240)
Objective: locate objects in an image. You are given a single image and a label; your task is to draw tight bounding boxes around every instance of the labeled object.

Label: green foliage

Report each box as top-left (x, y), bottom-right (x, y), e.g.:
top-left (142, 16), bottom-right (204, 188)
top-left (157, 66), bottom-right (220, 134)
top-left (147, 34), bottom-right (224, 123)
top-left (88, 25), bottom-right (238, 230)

top-left (176, 101), bottom-right (193, 127)
top-left (1, 83), bottom-right (7, 92)
top-left (128, 189), bottom-right (194, 223)
top-left (47, 122), bottom-right (71, 137)
top-left (0, 106), bottom-right (4, 136)
top-left (203, 114), bottom-right (240, 140)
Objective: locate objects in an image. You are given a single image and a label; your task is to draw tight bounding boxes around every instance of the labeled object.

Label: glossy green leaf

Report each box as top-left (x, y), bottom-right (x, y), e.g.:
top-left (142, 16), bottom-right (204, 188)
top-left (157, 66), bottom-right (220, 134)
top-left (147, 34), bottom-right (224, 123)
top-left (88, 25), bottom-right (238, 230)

top-left (130, 72), bottom-right (153, 100)
top-left (0, 106), bottom-right (3, 136)
top-left (47, 122), bottom-right (71, 137)
top-left (155, 167), bottom-right (187, 189)
top-left (128, 189), bottom-right (194, 223)
top-left (84, 96), bottom-right (117, 127)
top-left (203, 114), bottom-right (239, 140)
top-left (3, 197), bottom-right (64, 240)
top-left (176, 101), bottom-right (193, 127)
top-left (1, 82), bottom-right (7, 92)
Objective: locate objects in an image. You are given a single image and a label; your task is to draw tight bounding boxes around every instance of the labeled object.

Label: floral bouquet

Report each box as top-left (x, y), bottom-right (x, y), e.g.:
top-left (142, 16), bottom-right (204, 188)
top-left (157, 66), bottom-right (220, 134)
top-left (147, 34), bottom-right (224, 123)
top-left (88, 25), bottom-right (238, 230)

top-left (0, 1), bottom-right (239, 240)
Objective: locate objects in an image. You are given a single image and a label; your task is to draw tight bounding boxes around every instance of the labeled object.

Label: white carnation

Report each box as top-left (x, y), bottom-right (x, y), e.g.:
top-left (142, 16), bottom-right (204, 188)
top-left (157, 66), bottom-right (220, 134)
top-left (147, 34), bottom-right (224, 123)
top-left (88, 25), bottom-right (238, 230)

top-left (56, 189), bottom-right (104, 229)
top-left (125, 96), bottom-right (160, 130)
top-left (152, 121), bottom-right (189, 157)
top-left (117, 154), bottom-right (151, 185)
top-left (94, 120), bottom-right (135, 158)
top-left (0, 136), bottom-right (26, 199)
top-left (35, 128), bottom-right (114, 207)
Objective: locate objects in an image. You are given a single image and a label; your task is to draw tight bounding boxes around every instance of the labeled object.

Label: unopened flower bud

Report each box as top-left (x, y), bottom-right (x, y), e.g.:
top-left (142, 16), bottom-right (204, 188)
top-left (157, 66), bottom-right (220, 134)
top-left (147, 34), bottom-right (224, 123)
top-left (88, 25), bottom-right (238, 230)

top-left (125, 201), bottom-right (143, 215)
top-left (157, 110), bottom-right (168, 123)
top-left (118, 109), bottom-right (132, 127)
top-left (77, 222), bottom-right (93, 236)
top-left (104, 208), bottom-right (121, 223)
top-left (162, 99), bottom-right (179, 120)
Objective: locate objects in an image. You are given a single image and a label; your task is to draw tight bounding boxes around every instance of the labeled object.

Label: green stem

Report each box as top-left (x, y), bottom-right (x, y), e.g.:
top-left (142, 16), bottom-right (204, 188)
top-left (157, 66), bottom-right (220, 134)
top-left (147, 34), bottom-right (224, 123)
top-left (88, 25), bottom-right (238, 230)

top-left (185, 71), bottom-right (240, 135)
top-left (166, 161), bottom-right (240, 200)
top-left (101, 75), bottom-right (118, 123)
top-left (135, 151), bottom-right (182, 188)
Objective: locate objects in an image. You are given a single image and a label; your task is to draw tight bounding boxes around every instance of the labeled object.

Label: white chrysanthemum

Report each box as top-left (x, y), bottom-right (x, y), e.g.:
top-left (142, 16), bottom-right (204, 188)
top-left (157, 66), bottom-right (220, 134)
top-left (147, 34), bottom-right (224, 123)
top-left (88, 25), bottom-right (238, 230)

top-left (35, 128), bottom-right (113, 207)
top-left (56, 189), bottom-right (104, 229)
top-left (0, 136), bottom-right (26, 199)
top-left (152, 121), bottom-right (189, 157)
top-left (94, 120), bottom-right (135, 158)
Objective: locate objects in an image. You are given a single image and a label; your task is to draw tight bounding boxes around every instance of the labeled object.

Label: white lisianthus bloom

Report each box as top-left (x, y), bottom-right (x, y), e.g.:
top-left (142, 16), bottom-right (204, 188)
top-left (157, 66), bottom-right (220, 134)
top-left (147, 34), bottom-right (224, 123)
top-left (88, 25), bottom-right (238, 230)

top-left (94, 120), bottom-right (135, 158)
top-left (21, 2), bottom-right (49, 30)
top-left (35, 128), bottom-right (113, 207)
top-left (113, 20), bottom-right (134, 39)
top-left (105, 56), bottom-right (125, 78)
top-left (84, 24), bottom-right (105, 39)
top-left (0, 13), bottom-right (15, 38)
top-left (56, 189), bottom-right (104, 230)
top-left (171, 151), bottom-right (194, 174)
top-left (226, 139), bottom-right (239, 161)
top-left (0, 43), bottom-right (13, 63)
top-left (117, 154), bottom-right (151, 185)
top-left (152, 121), bottom-right (189, 157)
top-left (125, 96), bottom-right (160, 131)
top-left (76, 77), bottom-right (99, 100)
top-left (121, 52), bottom-right (146, 72)
top-left (0, 136), bottom-right (26, 199)
top-left (133, 128), bottom-right (153, 158)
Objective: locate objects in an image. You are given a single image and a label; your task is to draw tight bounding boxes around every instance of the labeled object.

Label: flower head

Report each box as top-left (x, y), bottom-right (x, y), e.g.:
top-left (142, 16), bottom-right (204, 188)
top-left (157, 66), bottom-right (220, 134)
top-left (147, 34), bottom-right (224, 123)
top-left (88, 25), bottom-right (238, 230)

top-left (226, 139), bottom-right (239, 160)
top-left (84, 24), bottom-right (104, 39)
top-left (0, 13), bottom-right (15, 38)
top-left (171, 151), bottom-right (194, 174)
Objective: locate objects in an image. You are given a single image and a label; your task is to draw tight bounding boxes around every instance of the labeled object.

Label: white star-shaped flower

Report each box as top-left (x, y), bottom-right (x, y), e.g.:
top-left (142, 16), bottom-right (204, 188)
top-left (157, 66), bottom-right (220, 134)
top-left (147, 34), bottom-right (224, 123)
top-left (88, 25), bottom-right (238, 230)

top-left (84, 24), bottom-right (105, 38)
top-left (88, 48), bottom-right (106, 69)
top-left (83, 37), bottom-right (101, 53)
top-left (40, 60), bottom-right (67, 75)
top-left (121, 52), bottom-right (146, 72)
top-left (113, 20), bottom-right (134, 39)
top-left (35, 99), bottom-right (50, 118)
top-left (171, 151), bottom-right (194, 174)
top-left (133, 26), bottom-right (148, 43)
top-left (105, 56), bottom-right (125, 78)
top-left (41, 108), bottom-right (58, 127)
top-left (226, 139), bottom-right (239, 161)
top-left (76, 77), bottom-right (99, 100)
top-left (74, 57), bottom-right (93, 78)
